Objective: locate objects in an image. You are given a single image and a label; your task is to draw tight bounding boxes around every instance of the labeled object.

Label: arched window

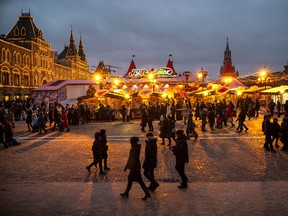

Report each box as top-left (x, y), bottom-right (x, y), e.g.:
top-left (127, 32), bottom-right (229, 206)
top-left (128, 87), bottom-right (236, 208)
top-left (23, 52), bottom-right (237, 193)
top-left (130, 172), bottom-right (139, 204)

top-left (13, 51), bottom-right (16, 63)
top-left (7, 50), bottom-right (11, 62)
top-left (27, 56), bottom-right (30, 66)
top-left (34, 74), bottom-right (38, 86)
top-left (14, 27), bottom-right (19, 36)
top-left (23, 74), bottom-right (29, 86)
top-left (21, 27), bottom-right (26, 36)
top-left (2, 71), bottom-right (10, 85)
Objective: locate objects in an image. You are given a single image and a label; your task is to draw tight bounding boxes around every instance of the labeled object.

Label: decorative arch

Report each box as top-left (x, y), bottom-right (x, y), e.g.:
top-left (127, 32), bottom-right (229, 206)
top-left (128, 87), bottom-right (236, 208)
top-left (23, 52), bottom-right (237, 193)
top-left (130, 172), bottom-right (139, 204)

top-left (21, 27), bottom-right (26, 36)
top-left (7, 49), bottom-right (11, 62)
top-left (22, 71), bottom-right (29, 86)
top-left (12, 69), bottom-right (20, 86)
top-left (34, 74), bottom-right (38, 86)
top-left (17, 52), bottom-right (21, 64)
top-left (27, 56), bottom-right (30, 66)
top-left (1, 66), bottom-right (10, 85)
top-left (14, 26), bottom-right (19, 36)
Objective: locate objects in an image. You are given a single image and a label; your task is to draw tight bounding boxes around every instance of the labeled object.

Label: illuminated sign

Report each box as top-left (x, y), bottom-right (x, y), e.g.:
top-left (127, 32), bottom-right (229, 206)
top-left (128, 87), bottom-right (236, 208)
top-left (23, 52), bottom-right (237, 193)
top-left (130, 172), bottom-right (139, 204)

top-left (156, 67), bottom-right (173, 77)
top-left (128, 67), bottom-right (176, 78)
top-left (130, 69), bottom-right (147, 78)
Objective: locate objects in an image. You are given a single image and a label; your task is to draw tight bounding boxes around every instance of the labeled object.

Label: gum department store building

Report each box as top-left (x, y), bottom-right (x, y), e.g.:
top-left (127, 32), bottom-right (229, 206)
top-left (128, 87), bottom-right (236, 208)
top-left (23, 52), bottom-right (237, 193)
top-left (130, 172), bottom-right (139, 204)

top-left (0, 11), bottom-right (90, 100)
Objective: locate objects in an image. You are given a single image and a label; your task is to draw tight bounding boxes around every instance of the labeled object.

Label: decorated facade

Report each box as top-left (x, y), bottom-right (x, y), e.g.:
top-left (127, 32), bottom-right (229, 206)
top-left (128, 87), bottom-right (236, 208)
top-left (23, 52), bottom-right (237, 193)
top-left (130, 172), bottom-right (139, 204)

top-left (0, 11), bottom-right (90, 100)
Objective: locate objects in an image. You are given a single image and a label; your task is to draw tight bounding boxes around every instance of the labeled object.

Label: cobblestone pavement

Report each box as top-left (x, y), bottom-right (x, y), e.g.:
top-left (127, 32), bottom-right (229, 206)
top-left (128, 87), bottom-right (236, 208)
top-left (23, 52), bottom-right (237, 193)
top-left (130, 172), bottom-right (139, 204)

top-left (1, 114), bottom-right (288, 215)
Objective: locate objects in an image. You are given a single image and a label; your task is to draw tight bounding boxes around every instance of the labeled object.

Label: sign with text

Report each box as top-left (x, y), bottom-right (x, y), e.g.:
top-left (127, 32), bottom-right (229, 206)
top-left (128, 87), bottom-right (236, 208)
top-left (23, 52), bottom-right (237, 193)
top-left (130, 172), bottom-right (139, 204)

top-left (128, 67), bottom-right (175, 78)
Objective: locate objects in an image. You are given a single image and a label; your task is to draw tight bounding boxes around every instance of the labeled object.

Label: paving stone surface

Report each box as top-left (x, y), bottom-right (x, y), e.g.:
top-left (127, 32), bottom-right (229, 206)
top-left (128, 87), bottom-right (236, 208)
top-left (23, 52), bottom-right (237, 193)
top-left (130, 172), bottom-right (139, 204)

top-left (0, 115), bottom-right (288, 215)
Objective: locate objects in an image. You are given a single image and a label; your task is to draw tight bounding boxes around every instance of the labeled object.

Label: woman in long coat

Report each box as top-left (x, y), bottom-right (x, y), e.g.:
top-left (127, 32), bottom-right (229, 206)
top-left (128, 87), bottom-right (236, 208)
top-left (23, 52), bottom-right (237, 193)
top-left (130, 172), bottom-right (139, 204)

top-left (61, 109), bottom-right (70, 132)
top-left (171, 130), bottom-right (189, 189)
top-left (100, 129), bottom-right (110, 170)
top-left (160, 115), bottom-right (171, 145)
top-left (143, 133), bottom-right (159, 191)
top-left (140, 108), bottom-right (148, 132)
top-left (120, 137), bottom-right (151, 200)
top-left (86, 132), bottom-right (105, 174)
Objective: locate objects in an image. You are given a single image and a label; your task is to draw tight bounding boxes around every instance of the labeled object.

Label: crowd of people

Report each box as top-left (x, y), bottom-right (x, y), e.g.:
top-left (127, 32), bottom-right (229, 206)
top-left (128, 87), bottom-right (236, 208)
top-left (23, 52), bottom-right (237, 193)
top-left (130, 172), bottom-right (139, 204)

top-left (137, 97), bottom-right (288, 152)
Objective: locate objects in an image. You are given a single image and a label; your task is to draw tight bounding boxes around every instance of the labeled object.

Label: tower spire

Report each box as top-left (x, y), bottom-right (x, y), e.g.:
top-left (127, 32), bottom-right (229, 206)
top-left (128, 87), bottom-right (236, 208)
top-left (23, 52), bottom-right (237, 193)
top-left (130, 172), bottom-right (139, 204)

top-left (78, 33), bottom-right (86, 61)
top-left (67, 28), bottom-right (77, 57)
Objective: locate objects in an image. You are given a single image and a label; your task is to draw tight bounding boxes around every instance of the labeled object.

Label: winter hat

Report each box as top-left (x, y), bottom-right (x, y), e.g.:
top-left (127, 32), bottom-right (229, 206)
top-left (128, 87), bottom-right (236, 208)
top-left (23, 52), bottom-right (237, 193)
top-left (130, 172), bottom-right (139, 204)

top-left (130, 137), bottom-right (139, 143)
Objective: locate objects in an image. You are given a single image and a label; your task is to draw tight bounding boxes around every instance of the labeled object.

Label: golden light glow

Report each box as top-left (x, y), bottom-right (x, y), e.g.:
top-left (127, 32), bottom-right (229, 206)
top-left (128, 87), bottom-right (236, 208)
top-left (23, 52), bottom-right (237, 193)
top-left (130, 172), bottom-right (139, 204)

top-left (148, 73), bottom-right (154, 80)
top-left (197, 73), bottom-right (203, 78)
top-left (237, 91), bottom-right (242, 96)
top-left (125, 94), bottom-right (130, 99)
top-left (113, 78), bottom-right (120, 86)
top-left (204, 92), bottom-right (208, 96)
top-left (260, 70), bottom-right (267, 77)
top-left (162, 93), bottom-right (167, 98)
top-left (94, 74), bottom-right (101, 82)
top-left (223, 76), bottom-right (233, 84)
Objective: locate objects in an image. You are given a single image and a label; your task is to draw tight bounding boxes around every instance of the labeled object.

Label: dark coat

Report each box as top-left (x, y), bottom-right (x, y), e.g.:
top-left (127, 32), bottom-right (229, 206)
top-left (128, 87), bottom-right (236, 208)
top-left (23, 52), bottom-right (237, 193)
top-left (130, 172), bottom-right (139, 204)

top-left (92, 139), bottom-right (102, 164)
top-left (172, 135), bottom-right (189, 163)
top-left (160, 118), bottom-right (170, 138)
top-left (142, 137), bottom-right (157, 169)
top-left (140, 110), bottom-right (147, 127)
top-left (100, 135), bottom-right (108, 158)
top-left (125, 143), bottom-right (142, 182)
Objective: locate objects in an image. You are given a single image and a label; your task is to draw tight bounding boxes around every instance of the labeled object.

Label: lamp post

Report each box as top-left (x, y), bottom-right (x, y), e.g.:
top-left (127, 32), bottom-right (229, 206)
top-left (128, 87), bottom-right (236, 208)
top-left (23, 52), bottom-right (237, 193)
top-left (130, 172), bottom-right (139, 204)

top-left (197, 67), bottom-right (208, 90)
top-left (94, 73), bottom-right (102, 89)
top-left (148, 72), bottom-right (156, 93)
top-left (258, 65), bottom-right (269, 106)
top-left (258, 65), bottom-right (268, 90)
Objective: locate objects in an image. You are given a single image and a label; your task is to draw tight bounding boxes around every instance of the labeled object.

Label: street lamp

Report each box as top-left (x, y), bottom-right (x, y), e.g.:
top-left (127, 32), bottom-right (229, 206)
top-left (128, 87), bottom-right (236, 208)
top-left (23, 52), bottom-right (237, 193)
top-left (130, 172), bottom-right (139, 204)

top-left (148, 72), bottom-right (156, 93)
top-left (197, 67), bottom-right (208, 90)
top-left (94, 73), bottom-right (103, 89)
top-left (258, 65), bottom-right (268, 90)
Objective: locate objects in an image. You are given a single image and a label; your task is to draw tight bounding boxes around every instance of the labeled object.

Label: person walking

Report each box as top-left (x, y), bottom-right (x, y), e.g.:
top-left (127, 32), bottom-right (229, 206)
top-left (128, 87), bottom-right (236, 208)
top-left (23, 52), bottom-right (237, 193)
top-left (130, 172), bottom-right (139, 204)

top-left (25, 108), bottom-right (33, 132)
top-left (280, 114), bottom-right (288, 151)
top-left (86, 132), bottom-right (105, 174)
top-left (264, 114), bottom-right (275, 152)
top-left (255, 99), bottom-right (260, 117)
top-left (272, 118), bottom-right (280, 148)
top-left (186, 112), bottom-right (198, 140)
top-left (120, 137), bottom-right (151, 200)
top-left (170, 130), bottom-right (189, 189)
top-left (37, 111), bottom-right (47, 134)
top-left (160, 115), bottom-right (171, 145)
top-left (60, 109), bottom-right (70, 132)
top-left (140, 108), bottom-right (147, 132)
top-left (120, 104), bottom-right (126, 122)
top-left (237, 107), bottom-right (248, 133)
top-left (143, 133), bottom-right (159, 192)
top-left (100, 129), bottom-right (110, 171)
top-left (277, 100), bottom-right (282, 117)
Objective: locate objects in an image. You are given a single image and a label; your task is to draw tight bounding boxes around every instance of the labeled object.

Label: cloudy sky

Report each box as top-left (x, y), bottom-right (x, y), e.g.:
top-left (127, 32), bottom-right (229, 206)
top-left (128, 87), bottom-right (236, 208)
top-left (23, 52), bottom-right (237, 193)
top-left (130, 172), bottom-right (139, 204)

top-left (1, 0), bottom-right (288, 80)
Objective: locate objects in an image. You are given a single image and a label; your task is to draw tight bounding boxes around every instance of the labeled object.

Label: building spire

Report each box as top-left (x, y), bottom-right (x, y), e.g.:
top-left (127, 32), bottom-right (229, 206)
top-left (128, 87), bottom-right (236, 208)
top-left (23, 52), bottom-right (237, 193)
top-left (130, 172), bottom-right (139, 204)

top-left (78, 33), bottom-right (86, 61)
top-left (226, 37), bottom-right (230, 51)
top-left (67, 28), bottom-right (77, 57)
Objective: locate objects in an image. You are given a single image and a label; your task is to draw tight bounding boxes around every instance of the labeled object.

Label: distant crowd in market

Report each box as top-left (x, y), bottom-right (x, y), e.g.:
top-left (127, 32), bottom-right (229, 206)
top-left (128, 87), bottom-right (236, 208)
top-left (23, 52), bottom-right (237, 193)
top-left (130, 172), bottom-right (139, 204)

top-left (136, 96), bottom-right (288, 152)
top-left (0, 98), bottom-right (102, 149)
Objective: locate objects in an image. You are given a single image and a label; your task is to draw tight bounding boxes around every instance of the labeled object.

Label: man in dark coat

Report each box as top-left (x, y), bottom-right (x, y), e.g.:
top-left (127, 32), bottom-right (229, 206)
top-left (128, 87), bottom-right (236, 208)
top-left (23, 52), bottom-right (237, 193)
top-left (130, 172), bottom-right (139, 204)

top-left (86, 132), bottom-right (105, 174)
top-left (170, 130), bottom-right (189, 189)
top-left (140, 109), bottom-right (147, 132)
top-left (121, 137), bottom-right (151, 200)
top-left (143, 133), bottom-right (159, 192)
top-left (100, 129), bottom-right (110, 170)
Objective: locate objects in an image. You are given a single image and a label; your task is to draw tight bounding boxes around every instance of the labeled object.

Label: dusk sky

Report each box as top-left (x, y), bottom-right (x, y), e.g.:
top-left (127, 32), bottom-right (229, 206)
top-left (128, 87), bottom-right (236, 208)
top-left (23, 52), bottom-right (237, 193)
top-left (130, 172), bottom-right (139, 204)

top-left (1, 0), bottom-right (288, 80)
